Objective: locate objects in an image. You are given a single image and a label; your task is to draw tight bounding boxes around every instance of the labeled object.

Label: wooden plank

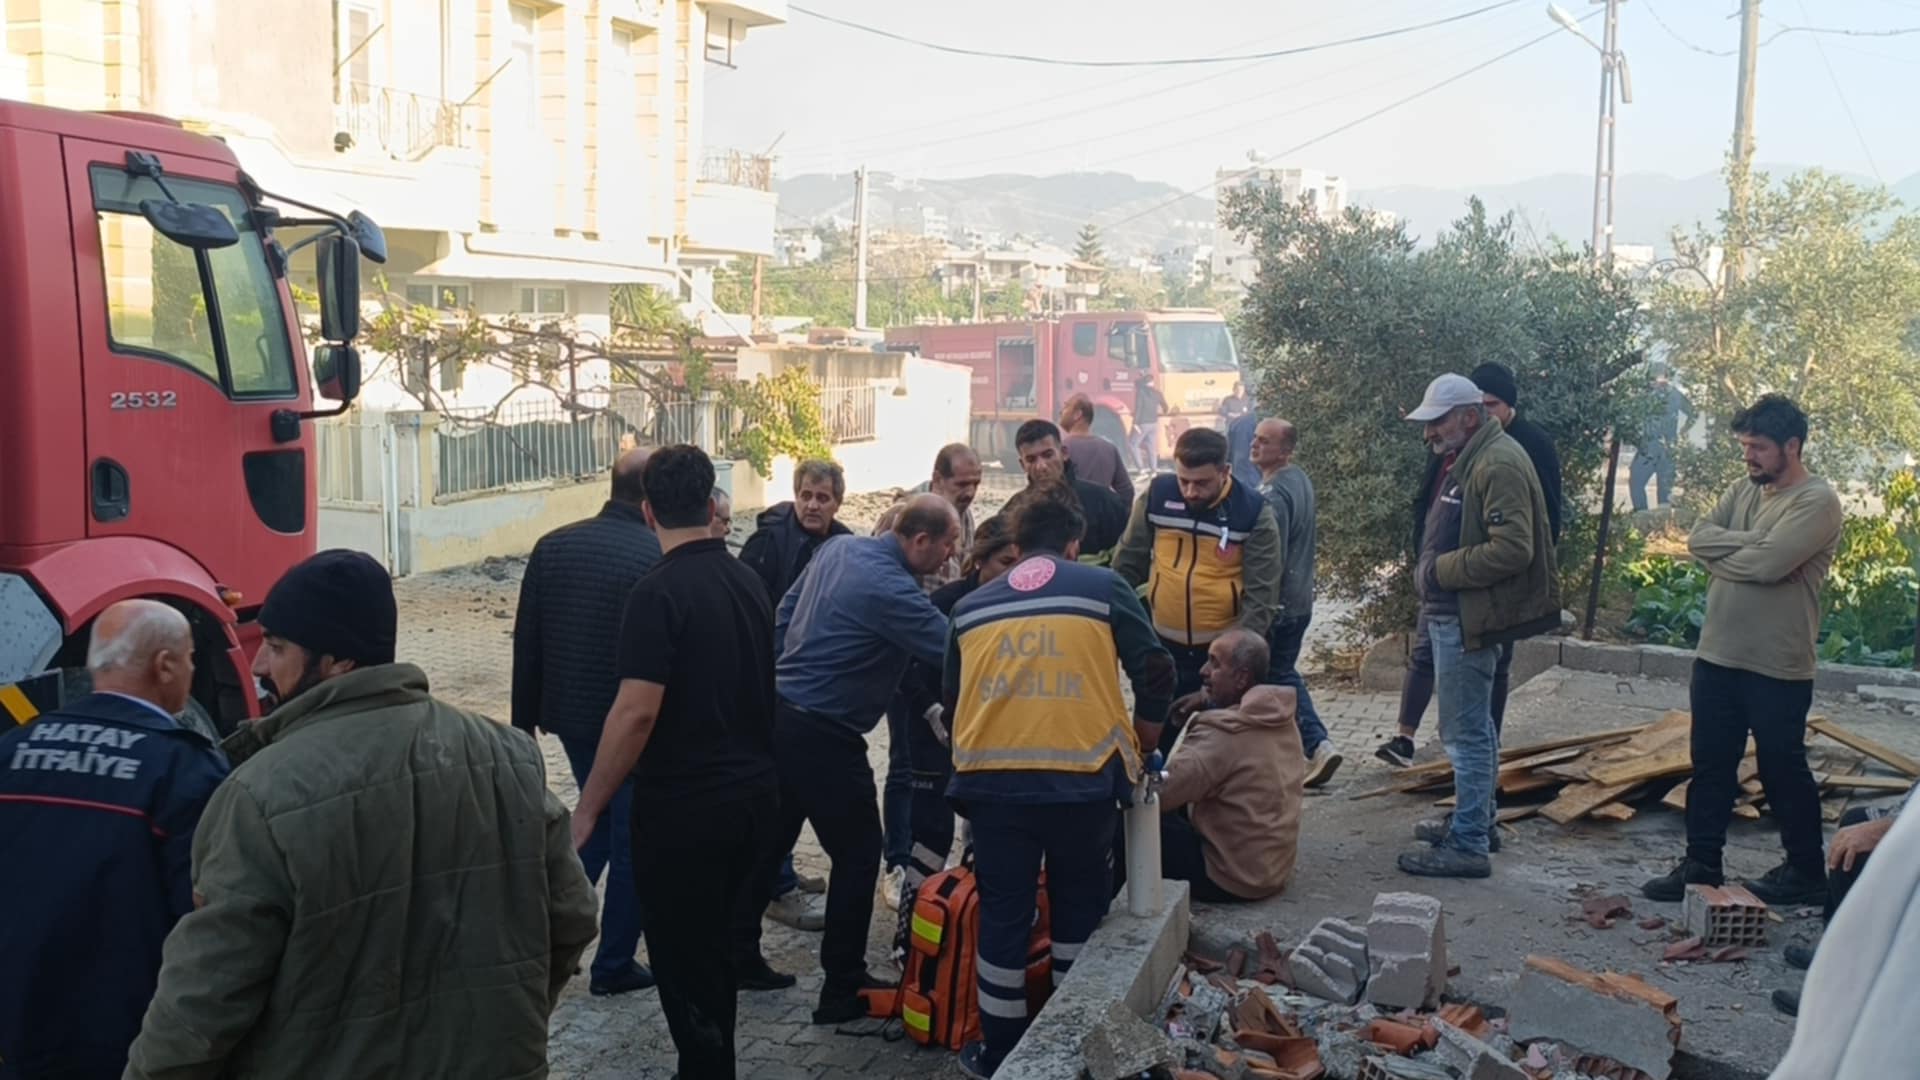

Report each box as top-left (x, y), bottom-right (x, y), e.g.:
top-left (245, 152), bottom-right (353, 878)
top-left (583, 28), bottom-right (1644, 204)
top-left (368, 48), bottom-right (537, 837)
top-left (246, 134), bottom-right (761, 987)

top-left (1809, 719), bottom-right (1920, 778)
top-left (1542, 780), bottom-right (1639, 824)
top-left (1732, 803), bottom-right (1762, 820)
top-left (1388, 724), bottom-right (1653, 781)
top-left (1821, 775), bottom-right (1915, 792)
top-left (1499, 771), bottom-right (1567, 796)
top-left (1588, 746), bottom-right (1695, 786)
top-left (1662, 780), bottom-right (1689, 811)
top-left (1589, 803), bottom-right (1637, 822)
top-left (1496, 804), bottom-right (1541, 824)
top-left (1501, 747), bottom-right (1594, 772)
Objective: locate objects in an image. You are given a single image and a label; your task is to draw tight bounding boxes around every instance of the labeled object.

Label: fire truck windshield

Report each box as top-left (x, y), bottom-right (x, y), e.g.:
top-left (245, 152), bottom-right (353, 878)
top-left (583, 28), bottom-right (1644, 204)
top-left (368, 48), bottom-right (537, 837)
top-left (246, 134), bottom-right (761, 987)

top-left (91, 165), bottom-right (297, 400)
top-left (1152, 321), bottom-right (1239, 373)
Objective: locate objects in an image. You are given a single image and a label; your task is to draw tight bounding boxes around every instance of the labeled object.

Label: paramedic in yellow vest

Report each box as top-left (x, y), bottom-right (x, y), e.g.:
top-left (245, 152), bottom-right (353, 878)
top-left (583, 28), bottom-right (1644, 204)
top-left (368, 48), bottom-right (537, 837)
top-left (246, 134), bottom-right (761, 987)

top-left (1113, 426), bottom-right (1282, 751)
top-left (942, 485), bottom-right (1175, 1079)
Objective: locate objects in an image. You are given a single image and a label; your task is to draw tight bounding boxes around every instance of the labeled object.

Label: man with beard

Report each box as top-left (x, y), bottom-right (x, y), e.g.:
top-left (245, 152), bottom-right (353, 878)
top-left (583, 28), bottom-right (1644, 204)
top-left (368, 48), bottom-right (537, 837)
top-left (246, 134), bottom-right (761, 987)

top-left (1396, 375), bottom-right (1557, 880)
top-left (127, 551), bottom-right (598, 1078)
top-left (1643, 394), bottom-right (1843, 907)
top-left (1013, 419), bottom-right (1127, 557)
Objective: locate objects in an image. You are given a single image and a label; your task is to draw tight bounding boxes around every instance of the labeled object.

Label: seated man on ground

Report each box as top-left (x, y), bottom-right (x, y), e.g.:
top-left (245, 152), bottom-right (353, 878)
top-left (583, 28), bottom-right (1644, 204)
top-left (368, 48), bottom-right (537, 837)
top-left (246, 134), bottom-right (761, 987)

top-left (1120, 628), bottom-right (1305, 903)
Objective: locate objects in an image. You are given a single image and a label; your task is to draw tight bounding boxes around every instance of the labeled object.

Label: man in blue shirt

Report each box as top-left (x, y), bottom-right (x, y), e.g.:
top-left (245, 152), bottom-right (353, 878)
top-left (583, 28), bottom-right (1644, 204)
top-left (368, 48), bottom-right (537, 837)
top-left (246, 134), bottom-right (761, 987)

top-left (0, 600), bottom-right (228, 1078)
top-left (765, 493), bottom-right (959, 1024)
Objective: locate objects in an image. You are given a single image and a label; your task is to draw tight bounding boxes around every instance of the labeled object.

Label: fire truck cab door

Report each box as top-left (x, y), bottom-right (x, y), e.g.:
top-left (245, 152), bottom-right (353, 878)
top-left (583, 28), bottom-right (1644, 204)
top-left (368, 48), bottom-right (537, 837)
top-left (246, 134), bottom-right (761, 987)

top-left (63, 138), bottom-right (313, 603)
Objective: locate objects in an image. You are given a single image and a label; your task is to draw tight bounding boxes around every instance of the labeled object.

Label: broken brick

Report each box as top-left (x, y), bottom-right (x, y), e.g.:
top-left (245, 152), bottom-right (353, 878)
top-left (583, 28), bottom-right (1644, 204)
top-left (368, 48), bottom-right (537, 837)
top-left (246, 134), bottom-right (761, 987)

top-left (1365, 892), bottom-right (1447, 1010)
top-left (1289, 918), bottom-right (1370, 1005)
top-left (1681, 884), bottom-right (1769, 947)
top-left (1429, 1003), bottom-right (1490, 1041)
top-left (1226, 947), bottom-right (1249, 978)
top-left (1637, 916), bottom-right (1667, 931)
top-left (1431, 1018), bottom-right (1527, 1080)
top-left (1231, 986), bottom-right (1302, 1039)
top-left (1580, 894), bottom-right (1634, 930)
top-left (1508, 956), bottom-right (1681, 1080)
top-left (1355, 1054), bottom-right (1455, 1080)
top-left (1363, 1018), bottom-right (1425, 1055)
top-left (1662, 937), bottom-right (1707, 962)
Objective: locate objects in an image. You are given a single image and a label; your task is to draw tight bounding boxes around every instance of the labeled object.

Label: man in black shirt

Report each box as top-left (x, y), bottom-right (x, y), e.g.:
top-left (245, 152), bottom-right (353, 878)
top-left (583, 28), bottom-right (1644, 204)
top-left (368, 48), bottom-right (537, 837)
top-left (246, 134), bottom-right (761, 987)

top-left (1014, 419), bottom-right (1127, 558)
top-left (572, 444), bottom-right (787, 1080)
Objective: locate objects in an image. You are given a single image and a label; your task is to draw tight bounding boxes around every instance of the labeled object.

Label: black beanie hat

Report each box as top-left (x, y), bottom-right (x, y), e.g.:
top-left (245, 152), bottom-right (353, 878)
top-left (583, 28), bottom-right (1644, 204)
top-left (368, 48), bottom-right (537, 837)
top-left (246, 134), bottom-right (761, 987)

top-left (259, 549), bottom-right (397, 667)
top-left (1470, 362), bottom-right (1518, 409)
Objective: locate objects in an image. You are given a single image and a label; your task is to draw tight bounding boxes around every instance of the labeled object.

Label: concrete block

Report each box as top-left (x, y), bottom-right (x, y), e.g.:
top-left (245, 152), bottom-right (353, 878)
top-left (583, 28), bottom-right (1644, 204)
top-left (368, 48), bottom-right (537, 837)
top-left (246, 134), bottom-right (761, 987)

top-left (1081, 999), bottom-right (1177, 1080)
top-left (1638, 644), bottom-right (1696, 681)
top-left (997, 882), bottom-right (1191, 1080)
top-left (1174, 1037), bottom-right (1248, 1079)
top-left (1432, 1019), bottom-right (1527, 1080)
top-left (1360, 633), bottom-right (1410, 691)
top-left (1858, 683), bottom-right (1920, 706)
top-left (1355, 1055), bottom-right (1455, 1080)
top-left (1509, 956), bottom-right (1681, 1080)
top-left (1176, 979), bottom-right (1232, 1043)
top-left (1559, 638), bottom-right (1642, 676)
top-left (1507, 636), bottom-right (1562, 686)
top-left (1288, 917), bottom-right (1370, 1005)
top-left (1316, 1028), bottom-right (1368, 1080)
top-left (1365, 891), bottom-right (1447, 1010)
top-left (1681, 884), bottom-right (1769, 947)
top-left (1811, 661), bottom-right (1920, 696)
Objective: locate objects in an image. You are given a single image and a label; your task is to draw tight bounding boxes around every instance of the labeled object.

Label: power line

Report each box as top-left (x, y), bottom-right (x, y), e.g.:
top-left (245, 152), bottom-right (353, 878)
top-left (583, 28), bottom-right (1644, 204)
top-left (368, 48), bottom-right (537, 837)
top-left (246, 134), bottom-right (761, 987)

top-left (1760, 19), bottom-right (1920, 45)
top-left (1641, 0), bottom-right (1736, 56)
top-left (1796, 0), bottom-right (1885, 182)
top-left (1101, 15), bottom-right (1597, 233)
top-left (787, 0), bottom-right (1528, 68)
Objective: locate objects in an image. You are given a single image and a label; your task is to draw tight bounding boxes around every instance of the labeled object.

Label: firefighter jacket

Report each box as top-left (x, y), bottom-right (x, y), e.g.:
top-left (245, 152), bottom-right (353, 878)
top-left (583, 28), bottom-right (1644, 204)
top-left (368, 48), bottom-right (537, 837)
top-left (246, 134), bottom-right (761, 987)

top-left (0, 692), bottom-right (228, 1079)
top-left (942, 553), bottom-right (1174, 805)
top-left (1112, 473), bottom-right (1282, 647)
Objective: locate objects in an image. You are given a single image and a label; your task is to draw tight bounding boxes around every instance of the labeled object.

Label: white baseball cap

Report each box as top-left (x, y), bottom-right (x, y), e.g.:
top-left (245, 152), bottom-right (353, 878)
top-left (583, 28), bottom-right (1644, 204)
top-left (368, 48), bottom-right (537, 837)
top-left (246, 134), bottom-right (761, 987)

top-left (1405, 373), bottom-right (1485, 422)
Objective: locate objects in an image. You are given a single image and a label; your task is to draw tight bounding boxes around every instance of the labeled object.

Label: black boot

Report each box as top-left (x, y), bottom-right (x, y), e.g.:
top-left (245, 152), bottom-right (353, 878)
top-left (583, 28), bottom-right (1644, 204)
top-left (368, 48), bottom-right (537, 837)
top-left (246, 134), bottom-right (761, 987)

top-left (1642, 857), bottom-right (1723, 902)
top-left (1745, 862), bottom-right (1828, 907)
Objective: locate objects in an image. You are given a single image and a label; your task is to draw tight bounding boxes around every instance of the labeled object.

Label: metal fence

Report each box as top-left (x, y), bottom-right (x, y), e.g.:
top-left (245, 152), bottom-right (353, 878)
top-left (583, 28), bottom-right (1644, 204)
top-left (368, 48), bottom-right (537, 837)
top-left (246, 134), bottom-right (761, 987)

top-left (821, 384), bottom-right (877, 443)
top-left (341, 84), bottom-right (468, 159)
top-left (699, 148), bottom-right (774, 192)
top-left (435, 398), bottom-right (624, 498)
top-left (315, 416), bottom-right (381, 504)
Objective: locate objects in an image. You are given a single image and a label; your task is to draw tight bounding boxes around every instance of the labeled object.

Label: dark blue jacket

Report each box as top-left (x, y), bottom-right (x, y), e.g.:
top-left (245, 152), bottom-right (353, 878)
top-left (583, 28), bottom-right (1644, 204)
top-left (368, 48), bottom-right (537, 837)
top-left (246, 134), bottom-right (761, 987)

top-left (0, 692), bottom-right (228, 1078)
top-left (1228, 411), bottom-right (1260, 489)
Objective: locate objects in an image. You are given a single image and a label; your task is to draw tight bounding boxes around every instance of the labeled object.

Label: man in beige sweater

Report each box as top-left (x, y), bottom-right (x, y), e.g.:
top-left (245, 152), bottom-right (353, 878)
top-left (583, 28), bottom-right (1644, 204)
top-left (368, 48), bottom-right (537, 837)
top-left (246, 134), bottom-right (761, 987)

top-left (1644, 394), bottom-right (1844, 907)
top-left (1152, 628), bottom-right (1306, 902)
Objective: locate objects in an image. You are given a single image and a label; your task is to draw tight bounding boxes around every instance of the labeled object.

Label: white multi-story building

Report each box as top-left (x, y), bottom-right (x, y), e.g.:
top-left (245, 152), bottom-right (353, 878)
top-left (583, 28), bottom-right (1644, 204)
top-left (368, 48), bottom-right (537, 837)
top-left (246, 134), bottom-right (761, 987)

top-left (1158, 243), bottom-right (1213, 289)
top-left (1212, 165), bottom-right (1347, 289)
top-left (3, 0), bottom-right (784, 408)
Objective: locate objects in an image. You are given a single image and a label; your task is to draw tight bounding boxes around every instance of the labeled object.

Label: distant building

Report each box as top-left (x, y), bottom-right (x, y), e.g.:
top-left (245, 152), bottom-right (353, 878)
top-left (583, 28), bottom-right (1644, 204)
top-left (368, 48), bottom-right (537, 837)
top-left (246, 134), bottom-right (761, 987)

top-left (1212, 165), bottom-right (1348, 289)
top-left (776, 227), bottom-right (823, 267)
top-left (1158, 243), bottom-right (1213, 288)
top-left (934, 242), bottom-right (1100, 314)
top-left (895, 204), bottom-right (950, 242)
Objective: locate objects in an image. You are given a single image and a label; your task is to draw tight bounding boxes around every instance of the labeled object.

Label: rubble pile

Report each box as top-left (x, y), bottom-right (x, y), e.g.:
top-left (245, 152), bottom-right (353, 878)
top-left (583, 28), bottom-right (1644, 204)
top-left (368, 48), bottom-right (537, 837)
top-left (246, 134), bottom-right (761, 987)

top-left (1351, 710), bottom-right (1916, 828)
top-left (1118, 892), bottom-right (1686, 1080)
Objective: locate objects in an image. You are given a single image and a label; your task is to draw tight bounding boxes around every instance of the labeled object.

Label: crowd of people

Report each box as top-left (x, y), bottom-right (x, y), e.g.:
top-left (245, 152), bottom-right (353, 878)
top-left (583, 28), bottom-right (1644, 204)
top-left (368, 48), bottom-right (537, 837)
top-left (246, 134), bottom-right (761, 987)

top-left (0, 365), bottom-right (1904, 1080)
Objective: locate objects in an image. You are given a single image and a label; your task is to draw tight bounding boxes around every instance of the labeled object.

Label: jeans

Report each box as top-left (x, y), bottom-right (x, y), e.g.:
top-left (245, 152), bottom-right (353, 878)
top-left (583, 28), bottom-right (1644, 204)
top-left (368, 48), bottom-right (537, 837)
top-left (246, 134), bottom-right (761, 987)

top-left (1130, 423), bottom-right (1161, 472)
top-left (633, 789), bottom-right (777, 1080)
top-left (1429, 615), bottom-right (1498, 855)
top-left (558, 733), bottom-right (643, 980)
top-left (966, 799), bottom-right (1117, 1072)
top-left (1265, 613), bottom-right (1328, 755)
top-left (1684, 659), bottom-right (1825, 877)
top-left (768, 703), bottom-right (883, 1000)
top-left (1629, 449), bottom-right (1674, 511)
top-left (882, 702), bottom-right (913, 871)
top-left (1397, 613), bottom-right (1514, 736)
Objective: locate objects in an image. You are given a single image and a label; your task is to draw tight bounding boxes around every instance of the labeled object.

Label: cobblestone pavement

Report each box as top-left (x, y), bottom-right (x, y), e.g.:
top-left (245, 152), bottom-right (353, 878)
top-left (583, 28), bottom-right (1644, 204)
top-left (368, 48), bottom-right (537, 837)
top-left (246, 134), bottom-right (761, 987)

top-left (393, 479), bottom-right (1405, 1079)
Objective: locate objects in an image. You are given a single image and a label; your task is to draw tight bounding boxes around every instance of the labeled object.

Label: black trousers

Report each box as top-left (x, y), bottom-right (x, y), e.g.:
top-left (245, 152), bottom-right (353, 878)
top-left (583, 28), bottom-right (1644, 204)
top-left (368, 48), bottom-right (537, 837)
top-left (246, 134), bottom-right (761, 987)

top-left (1160, 641), bottom-right (1211, 753)
top-left (1685, 659), bottom-right (1825, 876)
top-left (770, 702), bottom-right (883, 1000)
top-left (633, 788), bottom-right (778, 1080)
top-left (1825, 806), bottom-right (1874, 921)
top-left (1112, 808), bottom-right (1248, 904)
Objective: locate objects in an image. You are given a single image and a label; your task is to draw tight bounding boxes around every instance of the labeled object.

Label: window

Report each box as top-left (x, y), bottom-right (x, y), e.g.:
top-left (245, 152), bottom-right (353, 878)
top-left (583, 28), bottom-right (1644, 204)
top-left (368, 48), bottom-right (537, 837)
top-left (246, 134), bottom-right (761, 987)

top-left (510, 4), bottom-right (539, 134)
top-left (439, 355), bottom-right (465, 392)
top-left (405, 282), bottom-right (471, 311)
top-left (1108, 322), bottom-right (1141, 364)
top-left (1071, 322), bottom-right (1096, 358)
top-left (518, 286), bottom-right (567, 315)
top-left (92, 165), bottom-right (297, 398)
top-left (1153, 321), bottom-right (1240, 373)
top-left (337, 2), bottom-right (383, 103)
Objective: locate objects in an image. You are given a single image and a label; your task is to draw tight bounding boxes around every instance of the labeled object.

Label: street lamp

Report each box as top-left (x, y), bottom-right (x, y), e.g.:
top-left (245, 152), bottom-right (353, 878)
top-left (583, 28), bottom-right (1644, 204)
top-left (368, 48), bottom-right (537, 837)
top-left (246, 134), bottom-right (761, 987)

top-left (1548, 2), bottom-right (1632, 262)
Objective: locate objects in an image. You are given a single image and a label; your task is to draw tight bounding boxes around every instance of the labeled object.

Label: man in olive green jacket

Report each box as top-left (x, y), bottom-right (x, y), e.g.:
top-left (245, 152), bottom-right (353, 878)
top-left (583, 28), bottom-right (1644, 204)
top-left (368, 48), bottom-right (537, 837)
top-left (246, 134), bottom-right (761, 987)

top-left (1397, 375), bottom-right (1557, 881)
top-left (125, 551), bottom-right (600, 1080)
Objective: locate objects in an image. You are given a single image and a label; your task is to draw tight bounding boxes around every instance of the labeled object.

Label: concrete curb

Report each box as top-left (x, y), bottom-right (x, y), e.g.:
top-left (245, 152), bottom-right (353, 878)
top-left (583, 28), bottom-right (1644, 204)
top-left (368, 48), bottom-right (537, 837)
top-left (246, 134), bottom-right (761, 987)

top-left (995, 881), bottom-right (1192, 1080)
top-left (1364, 633), bottom-right (1920, 697)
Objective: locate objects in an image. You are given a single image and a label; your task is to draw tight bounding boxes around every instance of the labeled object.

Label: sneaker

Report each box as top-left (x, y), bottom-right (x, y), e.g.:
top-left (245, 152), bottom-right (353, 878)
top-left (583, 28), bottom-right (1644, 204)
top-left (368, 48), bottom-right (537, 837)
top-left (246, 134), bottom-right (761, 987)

top-left (1396, 845), bottom-right (1491, 879)
top-left (1784, 943), bottom-right (1817, 971)
top-left (1304, 742), bottom-right (1344, 788)
top-left (795, 871), bottom-right (828, 894)
top-left (1771, 988), bottom-right (1800, 1017)
top-left (879, 865), bottom-right (906, 912)
top-left (766, 890), bottom-right (827, 932)
top-left (958, 1040), bottom-right (996, 1079)
top-left (1375, 735), bottom-right (1416, 769)
top-left (1413, 815), bottom-right (1500, 853)
top-left (1745, 862), bottom-right (1829, 908)
top-left (1641, 857), bottom-right (1724, 902)
top-left (735, 957), bottom-right (798, 992)
top-left (588, 962), bottom-right (656, 996)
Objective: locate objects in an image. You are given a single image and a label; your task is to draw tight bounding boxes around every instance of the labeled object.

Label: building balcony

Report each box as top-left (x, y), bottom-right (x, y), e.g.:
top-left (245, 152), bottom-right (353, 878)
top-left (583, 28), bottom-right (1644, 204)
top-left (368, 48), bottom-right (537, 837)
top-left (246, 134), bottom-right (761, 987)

top-left (335, 84), bottom-right (473, 162)
top-left (699, 148), bottom-right (773, 192)
top-left (683, 178), bottom-right (776, 258)
top-left (701, 0), bottom-right (787, 29)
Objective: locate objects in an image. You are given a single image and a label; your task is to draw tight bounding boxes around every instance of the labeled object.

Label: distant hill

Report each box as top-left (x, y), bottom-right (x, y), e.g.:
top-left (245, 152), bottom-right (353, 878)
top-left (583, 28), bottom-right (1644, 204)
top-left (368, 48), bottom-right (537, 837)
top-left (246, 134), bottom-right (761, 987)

top-left (777, 165), bottom-right (1920, 256)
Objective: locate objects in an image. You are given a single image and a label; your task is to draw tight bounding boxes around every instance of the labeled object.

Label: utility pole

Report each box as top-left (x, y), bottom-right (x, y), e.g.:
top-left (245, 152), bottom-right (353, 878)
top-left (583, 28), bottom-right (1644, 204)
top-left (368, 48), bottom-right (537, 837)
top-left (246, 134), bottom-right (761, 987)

top-left (852, 166), bottom-right (870, 331)
top-left (971, 263), bottom-right (983, 322)
top-left (1725, 0), bottom-right (1762, 289)
top-left (750, 254), bottom-right (764, 331)
top-left (1550, 2), bottom-right (1630, 263)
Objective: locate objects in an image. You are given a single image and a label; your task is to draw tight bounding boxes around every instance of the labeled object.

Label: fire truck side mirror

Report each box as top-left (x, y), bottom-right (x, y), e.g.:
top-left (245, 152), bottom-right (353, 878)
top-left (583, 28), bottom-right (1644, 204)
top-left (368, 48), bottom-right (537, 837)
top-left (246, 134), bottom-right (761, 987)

top-left (315, 234), bottom-right (362, 342)
top-left (348, 210), bottom-right (388, 264)
top-left (313, 344), bottom-right (362, 404)
top-left (139, 199), bottom-right (238, 250)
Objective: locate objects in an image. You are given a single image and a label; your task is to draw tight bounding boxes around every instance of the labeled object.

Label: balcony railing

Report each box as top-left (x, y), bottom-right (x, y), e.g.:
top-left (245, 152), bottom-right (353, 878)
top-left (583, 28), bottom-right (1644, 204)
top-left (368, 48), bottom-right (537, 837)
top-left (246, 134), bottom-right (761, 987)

top-left (340, 84), bottom-right (469, 160)
top-left (700, 148), bottom-right (774, 192)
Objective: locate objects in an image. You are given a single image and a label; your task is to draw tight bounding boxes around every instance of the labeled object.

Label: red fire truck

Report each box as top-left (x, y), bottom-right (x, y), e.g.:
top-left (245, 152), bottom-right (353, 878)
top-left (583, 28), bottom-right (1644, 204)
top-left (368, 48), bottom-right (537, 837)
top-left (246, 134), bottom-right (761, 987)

top-left (884, 309), bottom-right (1242, 469)
top-left (0, 100), bottom-right (383, 735)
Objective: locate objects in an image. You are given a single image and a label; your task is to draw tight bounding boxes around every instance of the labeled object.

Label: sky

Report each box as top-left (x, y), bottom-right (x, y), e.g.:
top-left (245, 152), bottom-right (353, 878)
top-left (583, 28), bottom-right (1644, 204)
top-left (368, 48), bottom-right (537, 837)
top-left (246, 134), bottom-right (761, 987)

top-left (706, 0), bottom-right (1920, 194)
